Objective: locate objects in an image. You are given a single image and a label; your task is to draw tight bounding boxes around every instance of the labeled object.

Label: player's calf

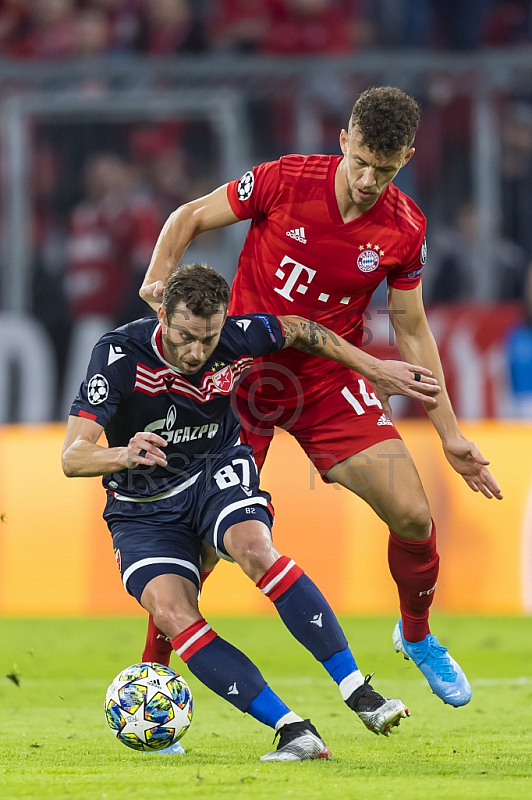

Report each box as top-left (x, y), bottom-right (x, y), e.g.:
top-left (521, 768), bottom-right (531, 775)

top-left (142, 564), bottom-right (216, 665)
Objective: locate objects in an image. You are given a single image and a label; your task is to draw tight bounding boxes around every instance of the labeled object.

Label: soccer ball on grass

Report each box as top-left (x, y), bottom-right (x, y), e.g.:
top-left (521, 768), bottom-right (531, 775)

top-left (105, 662), bottom-right (193, 751)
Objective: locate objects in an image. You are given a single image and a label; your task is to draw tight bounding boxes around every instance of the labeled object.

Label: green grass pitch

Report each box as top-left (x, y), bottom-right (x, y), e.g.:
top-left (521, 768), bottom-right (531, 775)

top-left (1, 615), bottom-right (531, 800)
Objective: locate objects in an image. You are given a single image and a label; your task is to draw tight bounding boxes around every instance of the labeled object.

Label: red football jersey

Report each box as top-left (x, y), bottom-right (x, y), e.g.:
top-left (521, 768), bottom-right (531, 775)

top-left (227, 154), bottom-right (426, 405)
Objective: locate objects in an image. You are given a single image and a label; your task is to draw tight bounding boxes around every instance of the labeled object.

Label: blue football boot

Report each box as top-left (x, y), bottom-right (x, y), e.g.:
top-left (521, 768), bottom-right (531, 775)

top-left (393, 619), bottom-right (472, 707)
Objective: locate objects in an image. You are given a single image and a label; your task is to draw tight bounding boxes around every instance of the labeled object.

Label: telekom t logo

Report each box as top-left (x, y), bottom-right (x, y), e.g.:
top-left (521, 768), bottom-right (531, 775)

top-left (274, 255), bottom-right (316, 301)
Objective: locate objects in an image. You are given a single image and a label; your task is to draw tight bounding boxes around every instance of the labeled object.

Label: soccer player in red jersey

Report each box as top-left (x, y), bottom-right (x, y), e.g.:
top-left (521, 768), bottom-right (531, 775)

top-left (140, 86), bottom-right (503, 708)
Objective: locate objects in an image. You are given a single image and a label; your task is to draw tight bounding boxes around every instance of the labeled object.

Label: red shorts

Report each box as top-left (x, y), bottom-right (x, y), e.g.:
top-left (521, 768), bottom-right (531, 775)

top-left (234, 368), bottom-right (402, 477)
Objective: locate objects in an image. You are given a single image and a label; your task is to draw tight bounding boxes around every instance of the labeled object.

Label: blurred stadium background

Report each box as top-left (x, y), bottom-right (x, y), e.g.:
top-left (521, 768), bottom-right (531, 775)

top-left (1, 0), bottom-right (532, 619)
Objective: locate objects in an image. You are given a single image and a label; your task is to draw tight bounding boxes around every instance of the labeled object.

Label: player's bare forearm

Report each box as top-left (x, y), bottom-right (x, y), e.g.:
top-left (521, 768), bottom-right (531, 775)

top-left (280, 315), bottom-right (376, 369)
top-left (393, 316), bottom-right (503, 499)
top-left (392, 323), bottom-right (502, 498)
top-left (388, 282), bottom-right (461, 441)
top-left (394, 322), bottom-right (460, 441)
top-left (140, 205), bottom-right (197, 311)
top-left (61, 438), bottom-right (129, 478)
top-left (62, 417), bottom-right (168, 477)
top-left (140, 186), bottom-right (239, 311)
top-left (279, 315), bottom-right (441, 410)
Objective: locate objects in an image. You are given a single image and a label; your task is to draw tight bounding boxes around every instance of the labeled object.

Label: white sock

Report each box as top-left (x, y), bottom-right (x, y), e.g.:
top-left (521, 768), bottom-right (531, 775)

top-left (275, 711), bottom-right (304, 730)
top-left (339, 669), bottom-right (365, 700)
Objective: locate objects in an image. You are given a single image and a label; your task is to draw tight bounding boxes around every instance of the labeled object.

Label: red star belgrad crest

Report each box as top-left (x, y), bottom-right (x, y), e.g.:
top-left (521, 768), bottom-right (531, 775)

top-left (211, 365), bottom-right (234, 394)
top-left (357, 242), bottom-right (385, 273)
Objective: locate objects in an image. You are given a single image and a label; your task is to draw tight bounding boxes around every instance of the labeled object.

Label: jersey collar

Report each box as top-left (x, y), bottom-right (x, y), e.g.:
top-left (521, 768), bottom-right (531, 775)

top-left (151, 322), bottom-right (187, 374)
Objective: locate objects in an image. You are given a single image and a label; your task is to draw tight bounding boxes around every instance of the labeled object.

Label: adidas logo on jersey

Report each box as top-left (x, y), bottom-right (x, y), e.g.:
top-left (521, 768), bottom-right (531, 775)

top-left (286, 227), bottom-right (307, 244)
top-left (377, 413), bottom-right (393, 426)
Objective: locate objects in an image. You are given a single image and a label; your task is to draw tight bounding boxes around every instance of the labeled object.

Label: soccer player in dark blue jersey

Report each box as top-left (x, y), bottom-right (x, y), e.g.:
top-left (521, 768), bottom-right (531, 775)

top-left (62, 263), bottom-right (440, 761)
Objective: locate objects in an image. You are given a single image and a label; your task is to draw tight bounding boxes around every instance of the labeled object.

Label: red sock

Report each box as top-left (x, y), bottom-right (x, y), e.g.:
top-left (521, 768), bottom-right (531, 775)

top-left (200, 568), bottom-right (214, 588)
top-left (141, 615), bottom-right (173, 666)
top-left (388, 520), bottom-right (439, 643)
top-left (256, 555), bottom-right (303, 600)
top-left (141, 570), bottom-right (213, 665)
top-left (171, 619), bottom-right (217, 662)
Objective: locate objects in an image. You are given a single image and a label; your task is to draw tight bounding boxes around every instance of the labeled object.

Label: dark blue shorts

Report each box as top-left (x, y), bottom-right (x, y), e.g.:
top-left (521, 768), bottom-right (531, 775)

top-left (103, 445), bottom-right (274, 602)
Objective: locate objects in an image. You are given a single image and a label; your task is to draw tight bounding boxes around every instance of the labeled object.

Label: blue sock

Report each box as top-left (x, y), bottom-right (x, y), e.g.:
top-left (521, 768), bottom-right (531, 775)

top-left (248, 686), bottom-right (292, 728)
top-left (322, 647), bottom-right (359, 685)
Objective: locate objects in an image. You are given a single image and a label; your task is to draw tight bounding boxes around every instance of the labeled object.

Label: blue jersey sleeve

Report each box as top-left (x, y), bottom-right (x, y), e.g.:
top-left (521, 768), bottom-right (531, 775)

top-left (227, 314), bottom-right (285, 358)
top-left (69, 334), bottom-right (136, 427)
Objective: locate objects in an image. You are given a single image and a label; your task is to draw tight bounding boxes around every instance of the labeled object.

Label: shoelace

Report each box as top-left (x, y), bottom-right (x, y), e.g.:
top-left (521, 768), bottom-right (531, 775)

top-left (270, 728), bottom-right (281, 746)
top-left (420, 636), bottom-right (457, 681)
top-left (354, 671), bottom-right (387, 711)
top-left (270, 722), bottom-right (299, 747)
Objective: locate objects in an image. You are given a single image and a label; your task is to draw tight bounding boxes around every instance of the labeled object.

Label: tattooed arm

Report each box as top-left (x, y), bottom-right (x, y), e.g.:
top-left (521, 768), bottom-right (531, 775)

top-left (278, 314), bottom-right (441, 413)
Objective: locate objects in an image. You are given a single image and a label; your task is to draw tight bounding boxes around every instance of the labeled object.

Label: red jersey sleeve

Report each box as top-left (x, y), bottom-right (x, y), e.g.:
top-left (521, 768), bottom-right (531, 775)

top-left (386, 222), bottom-right (427, 290)
top-left (226, 159), bottom-right (281, 221)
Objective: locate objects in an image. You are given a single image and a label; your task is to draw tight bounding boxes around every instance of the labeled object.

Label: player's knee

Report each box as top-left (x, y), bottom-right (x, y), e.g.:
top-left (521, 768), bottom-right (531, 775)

top-left (391, 500), bottom-right (432, 540)
top-left (226, 524), bottom-right (279, 581)
top-left (237, 541), bottom-right (278, 580)
top-left (150, 604), bottom-right (200, 641)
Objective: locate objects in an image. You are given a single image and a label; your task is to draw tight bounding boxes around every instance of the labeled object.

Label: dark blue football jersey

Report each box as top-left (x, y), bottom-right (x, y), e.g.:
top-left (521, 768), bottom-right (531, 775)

top-left (70, 314), bottom-right (285, 498)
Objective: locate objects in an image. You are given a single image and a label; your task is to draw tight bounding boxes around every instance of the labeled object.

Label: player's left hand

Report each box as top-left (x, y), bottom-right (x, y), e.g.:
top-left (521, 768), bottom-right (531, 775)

top-left (442, 437), bottom-right (503, 499)
top-left (140, 280), bottom-right (165, 311)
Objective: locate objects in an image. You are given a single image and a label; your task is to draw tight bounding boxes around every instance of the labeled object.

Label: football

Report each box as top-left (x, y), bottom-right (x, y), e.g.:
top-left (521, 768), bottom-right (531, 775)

top-left (105, 662), bottom-right (193, 751)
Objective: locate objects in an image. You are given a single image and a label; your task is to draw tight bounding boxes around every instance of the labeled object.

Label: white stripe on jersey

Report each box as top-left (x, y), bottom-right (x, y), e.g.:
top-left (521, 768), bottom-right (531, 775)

top-left (213, 497), bottom-right (270, 560)
top-left (134, 357), bottom-right (253, 403)
top-left (111, 471), bottom-right (200, 502)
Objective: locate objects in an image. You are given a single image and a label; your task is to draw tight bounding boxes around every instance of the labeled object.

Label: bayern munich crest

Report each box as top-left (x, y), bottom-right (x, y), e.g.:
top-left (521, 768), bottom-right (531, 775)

top-left (357, 242), bottom-right (384, 273)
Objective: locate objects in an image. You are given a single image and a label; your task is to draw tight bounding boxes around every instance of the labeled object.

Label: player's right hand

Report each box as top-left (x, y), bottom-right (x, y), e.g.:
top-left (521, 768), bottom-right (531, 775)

top-left (372, 362), bottom-right (441, 416)
top-left (124, 432), bottom-right (168, 468)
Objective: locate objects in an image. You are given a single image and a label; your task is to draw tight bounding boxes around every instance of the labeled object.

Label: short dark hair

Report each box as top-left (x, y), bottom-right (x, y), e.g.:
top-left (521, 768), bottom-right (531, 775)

top-left (163, 263), bottom-right (231, 320)
top-left (348, 86), bottom-right (420, 156)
